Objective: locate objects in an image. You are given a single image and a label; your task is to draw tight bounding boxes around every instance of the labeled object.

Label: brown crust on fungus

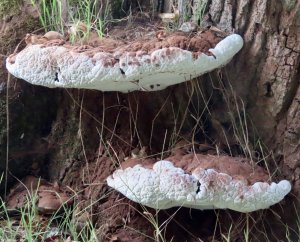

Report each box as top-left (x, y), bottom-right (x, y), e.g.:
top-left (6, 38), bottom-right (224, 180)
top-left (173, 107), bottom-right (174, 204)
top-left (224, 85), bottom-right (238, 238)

top-left (121, 157), bottom-right (156, 170)
top-left (120, 148), bottom-right (269, 186)
top-left (30, 29), bottom-right (224, 58)
top-left (167, 153), bottom-right (269, 185)
top-left (117, 30), bottom-right (222, 54)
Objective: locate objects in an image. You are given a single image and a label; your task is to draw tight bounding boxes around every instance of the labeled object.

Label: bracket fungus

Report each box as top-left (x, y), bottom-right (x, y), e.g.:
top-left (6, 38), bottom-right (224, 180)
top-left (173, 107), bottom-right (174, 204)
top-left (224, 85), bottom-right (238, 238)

top-left (107, 154), bottom-right (291, 212)
top-left (6, 30), bottom-right (243, 92)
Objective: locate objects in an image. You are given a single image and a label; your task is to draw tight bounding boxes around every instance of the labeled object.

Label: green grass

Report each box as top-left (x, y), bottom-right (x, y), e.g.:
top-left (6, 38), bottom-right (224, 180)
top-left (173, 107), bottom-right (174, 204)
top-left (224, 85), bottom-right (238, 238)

top-left (30, 0), bottom-right (64, 33)
top-left (68, 0), bottom-right (105, 41)
top-left (0, 195), bottom-right (99, 241)
top-left (0, 173), bottom-right (99, 241)
top-left (176, 0), bottom-right (208, 26)
top-left (192, 0), bottom-right (208, 24)
top-left (30, 0), bottom-right (106, 42)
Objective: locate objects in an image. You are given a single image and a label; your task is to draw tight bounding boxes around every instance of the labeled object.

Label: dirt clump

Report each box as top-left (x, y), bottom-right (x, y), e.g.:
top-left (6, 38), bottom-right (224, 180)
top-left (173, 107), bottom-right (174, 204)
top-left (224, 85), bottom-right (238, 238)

top-left (96, 193), bottom-right (153, 242)
top-left (6, 176), bottom-right (73, 214)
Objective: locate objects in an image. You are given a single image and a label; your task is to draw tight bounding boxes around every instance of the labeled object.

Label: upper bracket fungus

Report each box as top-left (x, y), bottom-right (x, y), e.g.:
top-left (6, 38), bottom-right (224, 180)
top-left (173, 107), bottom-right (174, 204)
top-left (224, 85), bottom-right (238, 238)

top-left (6, 30), bottom-right (243, 92)
top-left (107, 153), bottom-right (291, 212)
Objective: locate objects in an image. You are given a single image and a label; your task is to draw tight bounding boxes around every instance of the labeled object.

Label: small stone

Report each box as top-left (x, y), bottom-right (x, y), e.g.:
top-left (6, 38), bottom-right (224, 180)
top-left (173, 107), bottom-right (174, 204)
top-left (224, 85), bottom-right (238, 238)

top-left (179, 22), bottom-right (198, 32)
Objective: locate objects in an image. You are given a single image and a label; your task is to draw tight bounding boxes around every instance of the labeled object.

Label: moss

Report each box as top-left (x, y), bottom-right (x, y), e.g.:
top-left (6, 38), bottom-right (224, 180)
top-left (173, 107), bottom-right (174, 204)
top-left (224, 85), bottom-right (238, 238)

top-left (0, 0), bottom-right (21, 18)
top-left (282, 0), bottom-right (296, 11)
top-left (24, 17), bottom-right (40, 31)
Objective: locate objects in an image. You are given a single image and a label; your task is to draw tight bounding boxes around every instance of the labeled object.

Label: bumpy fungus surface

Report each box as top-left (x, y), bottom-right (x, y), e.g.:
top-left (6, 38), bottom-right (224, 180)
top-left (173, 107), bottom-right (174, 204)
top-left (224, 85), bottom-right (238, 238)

top-left (6, 30), bottom-right (243, 92)
top-left (107, 154), bottom-right (291, 212)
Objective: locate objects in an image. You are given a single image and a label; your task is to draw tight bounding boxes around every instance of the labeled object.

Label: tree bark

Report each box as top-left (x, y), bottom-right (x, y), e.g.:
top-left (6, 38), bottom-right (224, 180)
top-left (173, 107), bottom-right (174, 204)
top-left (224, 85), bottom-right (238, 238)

top-left (206, 0), bottom-right (300, 200)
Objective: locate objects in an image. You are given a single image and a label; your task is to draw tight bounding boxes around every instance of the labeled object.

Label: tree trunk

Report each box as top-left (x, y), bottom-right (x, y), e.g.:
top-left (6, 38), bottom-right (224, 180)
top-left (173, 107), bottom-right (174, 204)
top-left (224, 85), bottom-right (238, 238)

top-left (207, 0), bottom-right (300, 200)
top-left (0, 0), bottom-right (299, 241)
top-left (45, 1), bottom-right (299, 240)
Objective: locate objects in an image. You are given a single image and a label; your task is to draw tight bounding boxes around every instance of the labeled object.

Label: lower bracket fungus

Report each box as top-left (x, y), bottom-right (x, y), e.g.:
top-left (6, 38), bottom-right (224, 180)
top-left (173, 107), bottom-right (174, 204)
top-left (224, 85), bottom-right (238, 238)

top-left (107, 153), bottom-right (291, 212)
top-left (6, 29), bottom-right (243, 92)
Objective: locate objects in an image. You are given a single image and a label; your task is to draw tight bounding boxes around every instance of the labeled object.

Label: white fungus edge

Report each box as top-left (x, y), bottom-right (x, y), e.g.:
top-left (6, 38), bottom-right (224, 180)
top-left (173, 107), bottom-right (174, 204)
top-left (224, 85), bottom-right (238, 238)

top-left (106, 160), bottom-right (291, 213)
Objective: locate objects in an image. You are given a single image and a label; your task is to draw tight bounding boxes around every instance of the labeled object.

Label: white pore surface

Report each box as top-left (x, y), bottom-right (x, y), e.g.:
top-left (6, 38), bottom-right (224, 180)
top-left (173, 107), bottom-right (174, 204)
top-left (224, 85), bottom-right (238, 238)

top-left (6, 34), bottom-right (243, 92)
top-left (107, 160), bottom-right (291, 212)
